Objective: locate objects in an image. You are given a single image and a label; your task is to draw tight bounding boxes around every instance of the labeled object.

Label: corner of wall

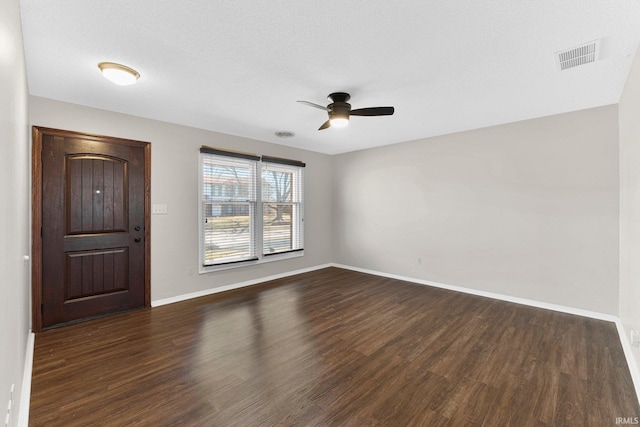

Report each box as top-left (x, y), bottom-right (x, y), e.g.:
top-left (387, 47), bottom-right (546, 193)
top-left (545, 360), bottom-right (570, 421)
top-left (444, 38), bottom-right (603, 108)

top-left (619, 41), bottom-right (640, 406)
top-left (1, 0), bottom-right (34, 425)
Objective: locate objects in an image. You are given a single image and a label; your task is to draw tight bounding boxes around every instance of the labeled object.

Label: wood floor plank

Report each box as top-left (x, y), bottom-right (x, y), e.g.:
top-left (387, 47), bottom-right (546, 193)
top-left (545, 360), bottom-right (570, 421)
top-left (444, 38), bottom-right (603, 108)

top-left (29, 267), bottom-right (640, 426)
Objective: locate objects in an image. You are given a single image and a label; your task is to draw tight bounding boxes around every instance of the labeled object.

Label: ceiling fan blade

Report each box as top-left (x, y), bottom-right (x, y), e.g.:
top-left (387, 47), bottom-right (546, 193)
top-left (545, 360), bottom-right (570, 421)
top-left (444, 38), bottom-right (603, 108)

top-left (318, 120), bottom-right (331, 130)
top-left (297, 100), bottom-right (330, 111)
top-left (350, 106), bottom-right (395, 116)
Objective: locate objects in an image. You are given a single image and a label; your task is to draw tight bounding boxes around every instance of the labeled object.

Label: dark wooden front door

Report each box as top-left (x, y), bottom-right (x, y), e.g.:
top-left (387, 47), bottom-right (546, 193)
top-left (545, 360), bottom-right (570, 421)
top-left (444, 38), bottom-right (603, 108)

top-left (33, 127), bottom-right (150, 330)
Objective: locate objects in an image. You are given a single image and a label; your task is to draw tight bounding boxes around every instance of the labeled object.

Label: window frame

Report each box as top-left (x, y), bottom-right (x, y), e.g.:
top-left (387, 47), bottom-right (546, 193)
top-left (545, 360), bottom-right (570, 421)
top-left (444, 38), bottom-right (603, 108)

top-left (198, 148), bottom-right (305, 273)
top-left (261, 159), bottom-right (304, 258)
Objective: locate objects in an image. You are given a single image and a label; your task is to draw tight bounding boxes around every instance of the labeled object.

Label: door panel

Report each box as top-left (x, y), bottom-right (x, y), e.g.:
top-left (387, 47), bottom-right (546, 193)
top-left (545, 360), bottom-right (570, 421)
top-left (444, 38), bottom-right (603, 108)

top-left (65, 248), bottom-right (128, 299)
top-left (34, 127), bottom-right (150, 329)
top-left (66, 155), bottom-right (128, 234)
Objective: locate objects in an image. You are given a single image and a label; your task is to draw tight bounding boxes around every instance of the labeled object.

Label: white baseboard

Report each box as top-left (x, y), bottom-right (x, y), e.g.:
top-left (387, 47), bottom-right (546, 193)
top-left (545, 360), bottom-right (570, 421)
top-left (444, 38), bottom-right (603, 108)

top-left (615, 320), bottom-right (640, 406)
top-left (332, 263), bottom-right (640, 406)
top-left (18, 331), bottom-right (34, 427)
top-left (331, 263), bottom-right (618, 321)
top-left (151, 263), bottom-right (333, 307)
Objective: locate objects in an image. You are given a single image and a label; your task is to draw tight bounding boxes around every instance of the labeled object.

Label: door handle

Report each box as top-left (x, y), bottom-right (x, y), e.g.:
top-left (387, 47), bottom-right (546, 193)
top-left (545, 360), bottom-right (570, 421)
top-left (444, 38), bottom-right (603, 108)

top-left (134, 237), bottom-right (141, 243)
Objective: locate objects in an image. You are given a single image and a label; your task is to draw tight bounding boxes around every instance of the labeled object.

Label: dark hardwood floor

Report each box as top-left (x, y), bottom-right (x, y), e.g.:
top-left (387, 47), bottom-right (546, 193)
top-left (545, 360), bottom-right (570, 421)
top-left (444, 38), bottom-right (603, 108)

top-left (29, 267), bottom-right (639, 426)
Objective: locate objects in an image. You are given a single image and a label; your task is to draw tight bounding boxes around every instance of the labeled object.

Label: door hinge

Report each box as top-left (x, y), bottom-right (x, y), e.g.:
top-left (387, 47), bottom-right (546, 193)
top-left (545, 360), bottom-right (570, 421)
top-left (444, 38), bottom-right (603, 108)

top-left (41, 227), bottom-right (43, 238)
top-left (41, 303), bottom-right (43, 316)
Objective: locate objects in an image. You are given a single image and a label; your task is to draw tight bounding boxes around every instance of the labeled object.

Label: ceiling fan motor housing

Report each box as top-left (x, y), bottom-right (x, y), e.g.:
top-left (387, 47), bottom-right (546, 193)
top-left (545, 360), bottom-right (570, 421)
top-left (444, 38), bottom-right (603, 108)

top-left (328, 92), bottom-right (351, 103)
top-left (328, 92), bottom-right (352, 121)
top-left (330, 103), bottom-right (351, 121)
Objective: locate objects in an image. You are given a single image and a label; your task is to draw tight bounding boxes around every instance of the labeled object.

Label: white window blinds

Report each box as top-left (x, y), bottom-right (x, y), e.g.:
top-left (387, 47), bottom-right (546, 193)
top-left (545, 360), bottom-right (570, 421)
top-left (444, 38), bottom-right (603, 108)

top-left (261, 157), bottom-right (304, 256)
top-left (199, 149), bottom-right (305, 269)
top-left (200, 148), bottom-right (259, 266)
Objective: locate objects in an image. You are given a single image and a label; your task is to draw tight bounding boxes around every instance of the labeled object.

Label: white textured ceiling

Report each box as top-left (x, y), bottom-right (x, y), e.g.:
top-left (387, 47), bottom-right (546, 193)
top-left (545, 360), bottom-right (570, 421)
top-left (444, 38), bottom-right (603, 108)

top-left (19, 1), bottom-right (640, 154)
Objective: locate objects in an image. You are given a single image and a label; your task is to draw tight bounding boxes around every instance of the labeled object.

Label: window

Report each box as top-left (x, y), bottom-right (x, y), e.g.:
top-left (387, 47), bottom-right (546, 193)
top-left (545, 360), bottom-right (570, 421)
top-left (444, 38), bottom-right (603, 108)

top-left (199, 147), bottom-right (305, 270)
top-left (262, 156), bottom-right (304, 257)
top-left (200, 149), bottom-right (259, 266)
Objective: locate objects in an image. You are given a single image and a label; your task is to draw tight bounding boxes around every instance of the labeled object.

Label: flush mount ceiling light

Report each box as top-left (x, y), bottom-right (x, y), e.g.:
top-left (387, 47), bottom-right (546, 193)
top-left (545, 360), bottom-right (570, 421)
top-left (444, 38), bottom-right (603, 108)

top-left (98, 62), bottom-right (140, 86)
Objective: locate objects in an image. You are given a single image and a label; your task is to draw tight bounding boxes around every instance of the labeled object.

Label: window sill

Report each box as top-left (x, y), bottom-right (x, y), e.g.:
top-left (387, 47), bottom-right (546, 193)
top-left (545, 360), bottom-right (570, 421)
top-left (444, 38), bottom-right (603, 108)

top-left (199, 250), bottom-right (304, 274)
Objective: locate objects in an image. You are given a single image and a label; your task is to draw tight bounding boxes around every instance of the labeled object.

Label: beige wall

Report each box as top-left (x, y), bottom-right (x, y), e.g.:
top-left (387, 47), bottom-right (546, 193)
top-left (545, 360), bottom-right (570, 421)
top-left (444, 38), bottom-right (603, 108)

top-left (620, 45), bottom-right (640, 376)
top-left (0, 0), bottom-right (31, 423)
top-left (333, 106), bottom-right (620, 314)
top-left (30, 96), bottom-right (334, 301)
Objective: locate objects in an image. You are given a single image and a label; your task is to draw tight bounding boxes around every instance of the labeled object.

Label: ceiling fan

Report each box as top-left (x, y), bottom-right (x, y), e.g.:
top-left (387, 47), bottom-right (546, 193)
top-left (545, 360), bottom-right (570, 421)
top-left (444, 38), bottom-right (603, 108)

top-left (297, 92), bottom-right (394, 130)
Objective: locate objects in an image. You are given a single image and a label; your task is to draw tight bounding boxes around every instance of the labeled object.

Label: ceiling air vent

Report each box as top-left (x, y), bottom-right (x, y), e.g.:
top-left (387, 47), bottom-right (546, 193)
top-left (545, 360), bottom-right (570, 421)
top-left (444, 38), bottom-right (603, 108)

top-left (556, 40), bottom-right (599, 71)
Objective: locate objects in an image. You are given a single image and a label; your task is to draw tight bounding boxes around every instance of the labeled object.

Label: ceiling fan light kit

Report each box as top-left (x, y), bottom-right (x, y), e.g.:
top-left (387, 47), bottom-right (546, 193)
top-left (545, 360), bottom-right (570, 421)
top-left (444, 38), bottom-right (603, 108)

top-left (330, 116), bottom-right (349, 128)
top-left (298, 92), bottom-right (394, 130)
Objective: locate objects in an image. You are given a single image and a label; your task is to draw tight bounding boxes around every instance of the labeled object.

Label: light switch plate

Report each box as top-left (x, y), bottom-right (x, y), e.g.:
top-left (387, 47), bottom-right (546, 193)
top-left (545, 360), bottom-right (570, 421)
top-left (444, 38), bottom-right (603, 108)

top-left (152, 204), bottom-right (168, 215)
